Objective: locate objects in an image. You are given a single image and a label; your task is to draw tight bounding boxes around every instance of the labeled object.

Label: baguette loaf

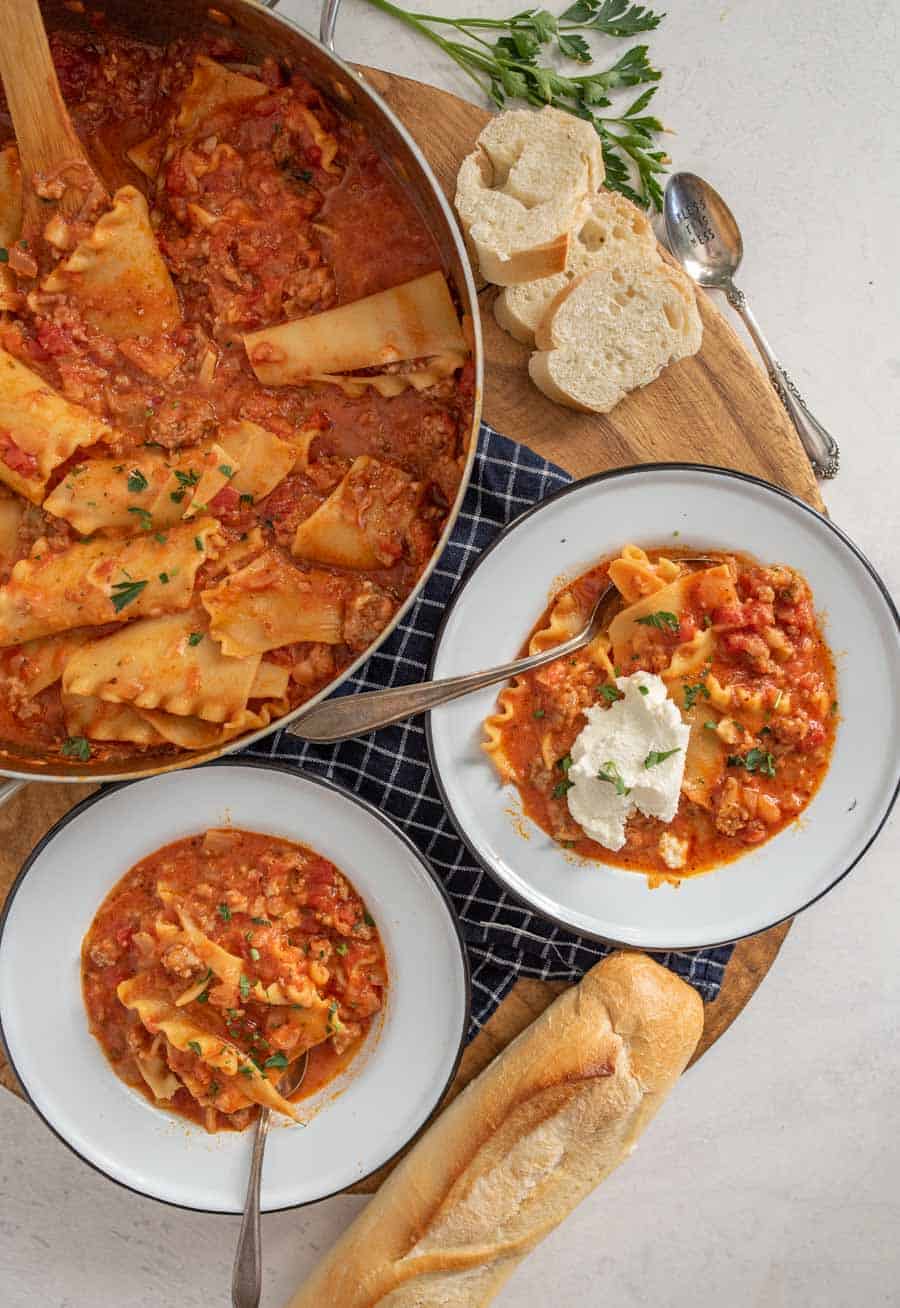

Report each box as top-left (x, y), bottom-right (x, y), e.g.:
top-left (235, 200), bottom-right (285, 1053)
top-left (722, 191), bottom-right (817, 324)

top-left (286, 952), bottom-right (703, 1308)
top-left (529, 257), bottom-right (703, 413)
top-left (454, 106), bottom-right (604, 287)
top-left (493, 189), bottom-right (657, 346)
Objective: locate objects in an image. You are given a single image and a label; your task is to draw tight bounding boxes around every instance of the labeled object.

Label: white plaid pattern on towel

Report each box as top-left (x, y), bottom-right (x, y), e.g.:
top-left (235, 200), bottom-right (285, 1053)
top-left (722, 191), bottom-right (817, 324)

top-left (244, 423), bottom-right (734, 1038)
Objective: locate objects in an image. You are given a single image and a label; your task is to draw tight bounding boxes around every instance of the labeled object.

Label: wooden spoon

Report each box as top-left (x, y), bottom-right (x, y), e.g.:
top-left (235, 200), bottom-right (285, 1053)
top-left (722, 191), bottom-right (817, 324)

top-left (0, 0), bottom-right (109, 246)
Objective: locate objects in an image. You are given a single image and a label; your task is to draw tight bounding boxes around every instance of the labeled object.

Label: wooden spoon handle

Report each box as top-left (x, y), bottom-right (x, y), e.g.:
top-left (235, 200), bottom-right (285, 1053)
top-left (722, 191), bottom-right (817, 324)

top-left (0, 0), bottom-right (106, 223)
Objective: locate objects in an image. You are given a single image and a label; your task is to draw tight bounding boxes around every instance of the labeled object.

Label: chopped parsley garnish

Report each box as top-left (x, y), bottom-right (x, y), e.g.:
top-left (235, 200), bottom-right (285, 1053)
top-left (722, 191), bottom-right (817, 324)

top-left (216, 903), bottom-right (232, 921)
top-left (552, 778), bottom-right (573, 799)
top-left (194, 536), bottom-right (204, 551)
top-left (635, 610), bottom-right (680, 632)
top-left (218, 464), bottom-right (234, 478)
top-left (196, 989), bottom-right (210, 1003)
top-left (61, 736), bottom-right (91, 761)
top-left (209, 1080), bottom-right (220, 1097)
top-left (240, 1065), bottom-right (255, 1079)
top-left (263, 1053), bottom-right (289, 1071)
top-left (597, 760), bottom-right (630, 796)
top-left (362, 911), bottom-right (375, 927)
top-left (154, 532), bottom-right (168, 545)
top-left (326, 1000), bottom-right (341, 1033)
top-left (239, 493), bottom-right (254, 506)
top-left (239, 973), bottom-right (251, 1001)
top-left (598, 683), bottom-right (623, 703)
top-left (127, 506), bottom-right (153, 531)
top-left (187, 632), bottom-right (203, 647)
top-left (170, 489), bottom-right (186, 504)
top-left (727, 749), bottom-right (777, 777)
top-left (159, 572), bottom-right (170, 585)
top-left (638, 684), bottom-right (649, 695)
top-left (127, 469), bottom-right (149, 493)
top-left (109, 578), bottom-right (147, 613)
top-left (532, 708), bottom-right (546, 719)
top-left (702, 614), bottom-right (713, 628)
top-left (187, 1040), bottom-right (202, 1056)
top-left (704, 720), bottom-right (718, 731)
top-left (683, 680), bottom-right (711, 710)
top-left (644, 747), bottom-right (681, 769)
top-left (249, 947), bottom-right (260, 962)
top-left (250, 917), bottom-right (271, 926)
top-left (556, 753), bottom-right (572, 773)
top-left (0, 248), bottom-right (8, 264)
top-left (174, 468), bottom-right (200, 489)
top-left (335, 942), bottom-right (348, 956)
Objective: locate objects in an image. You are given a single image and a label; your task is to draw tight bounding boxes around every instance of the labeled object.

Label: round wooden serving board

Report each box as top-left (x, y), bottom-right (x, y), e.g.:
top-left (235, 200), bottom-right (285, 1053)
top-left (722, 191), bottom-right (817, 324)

top-left (0, 69), bottom-right (815, 1187)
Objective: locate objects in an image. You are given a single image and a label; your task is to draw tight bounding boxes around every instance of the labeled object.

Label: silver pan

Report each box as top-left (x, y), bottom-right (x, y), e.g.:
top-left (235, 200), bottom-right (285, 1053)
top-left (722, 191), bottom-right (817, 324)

top-left (0, 0), bottom-right (482, 802)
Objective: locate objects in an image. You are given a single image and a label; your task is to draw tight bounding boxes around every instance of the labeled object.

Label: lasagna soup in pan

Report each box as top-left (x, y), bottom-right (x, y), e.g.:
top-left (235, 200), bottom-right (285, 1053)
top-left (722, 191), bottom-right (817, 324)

top-left (484, 546), bottom-right (838, 879)
top-left (0, 30), bottom-right (472, 764)
top-left (82, 827), bottom-right (387, 1131)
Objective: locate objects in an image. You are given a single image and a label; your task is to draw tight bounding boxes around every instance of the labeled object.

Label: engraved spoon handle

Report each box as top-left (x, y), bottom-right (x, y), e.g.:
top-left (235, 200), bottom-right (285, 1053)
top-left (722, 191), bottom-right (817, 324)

top-left (289, 624), bottom-right (594, 743)
top-left (231, 1107), bottom-right (271, 1308)
top-left (725, 283), bottom-right (840, 479)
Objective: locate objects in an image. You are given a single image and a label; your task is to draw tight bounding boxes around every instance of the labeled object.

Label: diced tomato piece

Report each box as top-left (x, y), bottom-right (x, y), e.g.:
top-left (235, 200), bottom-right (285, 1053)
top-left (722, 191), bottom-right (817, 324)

top-left (306, 145), bottom-right (322, 166)
top-left (711, 603), bottom-right (747, 630)
top-left (210, 485), bottom-right (240, 514)
top-left (0, 431), bottom-right (38, 477)
top-left (35, 322), bottom-right (73, 356)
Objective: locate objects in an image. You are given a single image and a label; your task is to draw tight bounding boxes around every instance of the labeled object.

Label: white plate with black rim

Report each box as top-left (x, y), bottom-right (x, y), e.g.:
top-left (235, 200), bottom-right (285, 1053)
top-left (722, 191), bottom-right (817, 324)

top-left (426, 464), bottom-right (900, 952)
top-left (0, 760), bottom-right (469, 1212)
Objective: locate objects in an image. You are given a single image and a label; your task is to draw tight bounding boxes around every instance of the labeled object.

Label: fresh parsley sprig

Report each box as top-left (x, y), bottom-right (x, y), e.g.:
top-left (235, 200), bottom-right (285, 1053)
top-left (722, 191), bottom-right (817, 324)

top-left (361, 0), bottom-right (669, 208)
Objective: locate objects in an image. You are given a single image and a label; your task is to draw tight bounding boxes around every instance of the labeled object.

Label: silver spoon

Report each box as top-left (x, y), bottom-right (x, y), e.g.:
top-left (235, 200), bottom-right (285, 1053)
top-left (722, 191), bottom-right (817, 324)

top-left (664, 171), bottom-right (839, 480)
top-left (289, 584), bottom-right (618, 743)
top-left (231, 1051), bottom-right (309, 1308)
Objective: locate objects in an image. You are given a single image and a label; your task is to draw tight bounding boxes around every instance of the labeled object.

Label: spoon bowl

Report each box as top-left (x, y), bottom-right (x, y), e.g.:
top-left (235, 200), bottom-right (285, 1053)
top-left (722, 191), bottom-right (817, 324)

top-left (664, 171), bottom-right (744, 288)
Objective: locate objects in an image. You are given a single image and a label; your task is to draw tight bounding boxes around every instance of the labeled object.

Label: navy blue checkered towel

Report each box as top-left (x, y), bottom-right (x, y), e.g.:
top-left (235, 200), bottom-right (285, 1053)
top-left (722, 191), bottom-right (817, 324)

top-left (245, 422), bottom-right (733, 1037)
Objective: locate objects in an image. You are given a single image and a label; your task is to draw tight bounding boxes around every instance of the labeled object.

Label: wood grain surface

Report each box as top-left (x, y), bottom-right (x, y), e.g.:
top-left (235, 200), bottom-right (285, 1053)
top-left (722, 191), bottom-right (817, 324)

top-left (1, 70), bottom-right (813, 1172)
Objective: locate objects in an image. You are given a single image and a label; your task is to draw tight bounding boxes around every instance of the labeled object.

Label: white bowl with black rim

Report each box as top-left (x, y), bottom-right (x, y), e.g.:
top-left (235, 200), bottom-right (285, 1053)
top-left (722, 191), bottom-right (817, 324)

top-left (0, 760), bottom-right (470, 1212)
top-left (426, 464), bottom-right (900, 952)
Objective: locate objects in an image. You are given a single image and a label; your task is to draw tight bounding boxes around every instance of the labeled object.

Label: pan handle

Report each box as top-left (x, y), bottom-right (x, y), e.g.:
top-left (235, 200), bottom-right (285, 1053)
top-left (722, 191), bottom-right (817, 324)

top-left (255, 1), bottom-right (340, 55)
top-left (0, 778), bottom-right (25, 809)
top-left (320, 0), bottom-right (341, 51)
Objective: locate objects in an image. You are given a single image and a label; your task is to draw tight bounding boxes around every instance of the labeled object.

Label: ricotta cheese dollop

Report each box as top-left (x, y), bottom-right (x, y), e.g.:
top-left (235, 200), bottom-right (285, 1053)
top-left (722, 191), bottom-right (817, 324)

top-left (566, 671), bottom-right (690, 852)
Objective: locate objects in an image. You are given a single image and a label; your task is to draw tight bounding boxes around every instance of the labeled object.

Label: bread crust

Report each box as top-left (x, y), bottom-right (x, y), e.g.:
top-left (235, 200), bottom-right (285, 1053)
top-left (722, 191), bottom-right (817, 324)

top-left (285, 952), bottom-right (703, 1308)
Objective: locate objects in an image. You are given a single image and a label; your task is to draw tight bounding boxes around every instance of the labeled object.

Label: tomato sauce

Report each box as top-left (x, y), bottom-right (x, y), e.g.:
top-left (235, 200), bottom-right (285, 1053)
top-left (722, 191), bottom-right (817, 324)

top-left (490, 549), bottom-right (838, 878)
top-left (82, 828), bottom-right (387, 1131)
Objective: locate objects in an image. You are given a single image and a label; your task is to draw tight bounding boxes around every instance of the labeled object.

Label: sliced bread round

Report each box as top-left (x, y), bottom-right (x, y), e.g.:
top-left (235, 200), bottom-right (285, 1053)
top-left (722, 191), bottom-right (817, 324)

top-left (494, 189), bottom-right (658, 346)
top-left (454, 105), bottom-right (604, 287)
top-left (529, 259), bottom-right (703, 413)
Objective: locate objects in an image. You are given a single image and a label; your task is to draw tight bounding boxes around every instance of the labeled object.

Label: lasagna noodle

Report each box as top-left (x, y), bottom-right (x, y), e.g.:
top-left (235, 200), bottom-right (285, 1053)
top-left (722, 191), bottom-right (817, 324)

top-left (482, 681), bottom-right (529, 783)
top-left (680, 702), bottom-right (726, 808)
top-left (0, 348), bottom-right (115, 503)
top-left (13, 629), bottom-right (96, 697)
top-left (608, 545), bottom-right (679, 603)
top-left (172, 55), bottom-right (266, 140)
top-left (291, 455), bottom-right (424, 570)
top-left (0, 492), bottom-right (23, 571)
top-left (63, 693), bottom-right (165, 746)
top-left (0, 518), bottom-right (221, 646)
top-left (243, 271), bottom-right (467, 385)
top-left (41, 187), bottom-right (181, 339)
top-left (44, 446), bottom-right (240, 536)
top-left (218, 420), bottom-right (297, 502)
top-left (202, 551), bottom-right (344, 657)
top-left (115, 980), bottom-right (301, 1121)
top-left (62, 608), bottom-right (260, 723)
top-left (291, 351), bottom-right (467, 399)
top-left (608, 564), bottom-right (736, 669)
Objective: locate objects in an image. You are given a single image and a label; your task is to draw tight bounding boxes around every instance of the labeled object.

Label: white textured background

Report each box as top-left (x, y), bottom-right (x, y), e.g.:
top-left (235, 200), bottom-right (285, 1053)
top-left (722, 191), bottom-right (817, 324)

top-left (2, 1), bottom-right (898, 1304)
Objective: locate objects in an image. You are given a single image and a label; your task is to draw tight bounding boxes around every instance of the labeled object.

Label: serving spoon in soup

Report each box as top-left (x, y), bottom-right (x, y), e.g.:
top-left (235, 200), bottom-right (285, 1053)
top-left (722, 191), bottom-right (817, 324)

top-left (231, 1051), bottom-right (309, 1308)
top-left (292, 556), bottom-right (719, 743)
